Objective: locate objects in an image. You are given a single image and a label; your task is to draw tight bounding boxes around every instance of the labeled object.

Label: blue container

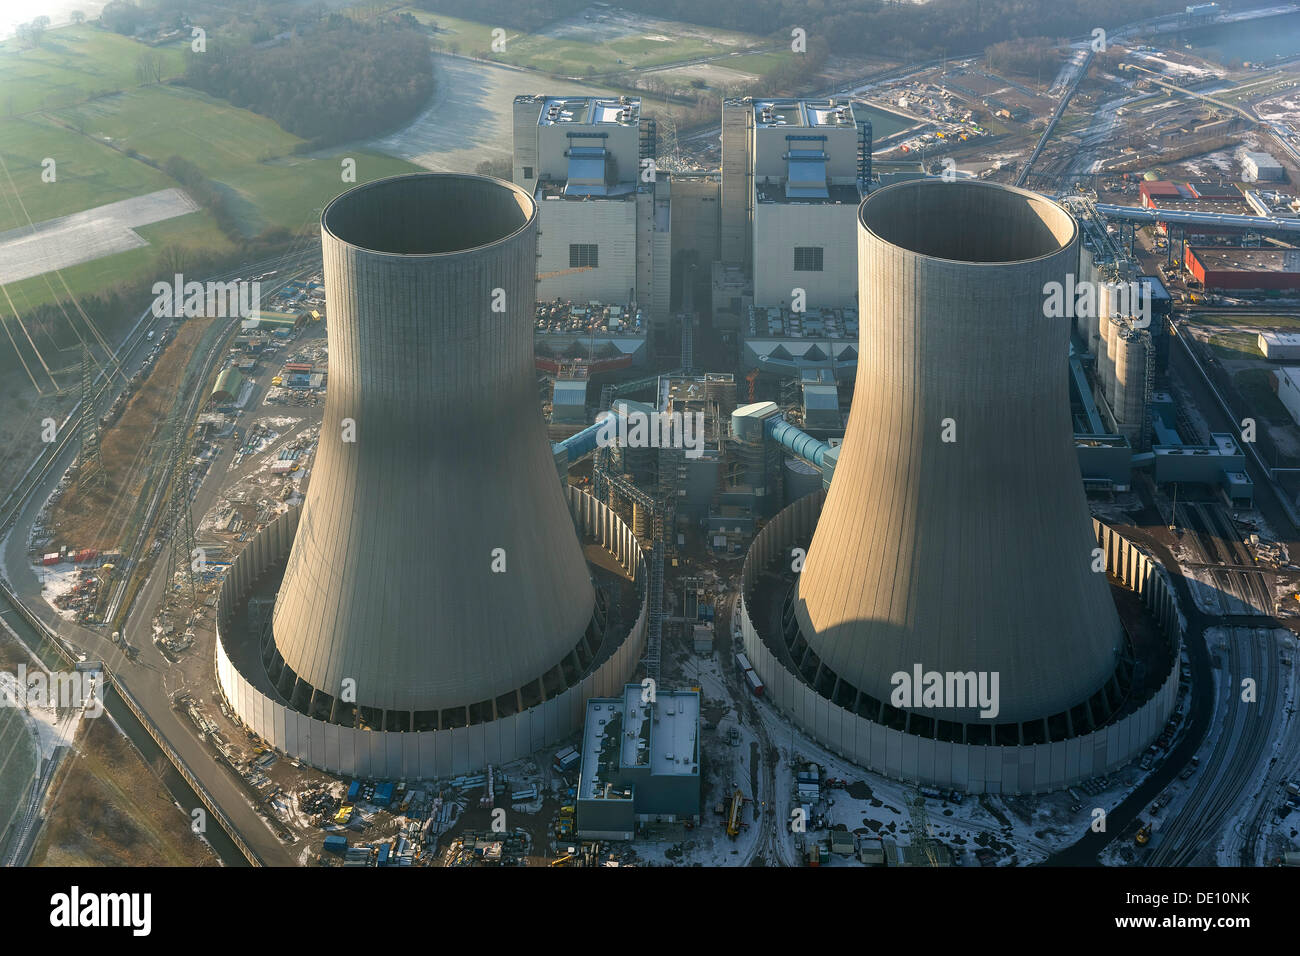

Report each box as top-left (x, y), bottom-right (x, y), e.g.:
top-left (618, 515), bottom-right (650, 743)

top-left (324, 834), bottom-right (347, 853)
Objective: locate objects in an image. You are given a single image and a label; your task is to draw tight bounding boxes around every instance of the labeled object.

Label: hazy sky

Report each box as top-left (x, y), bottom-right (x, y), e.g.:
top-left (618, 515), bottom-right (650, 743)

top-left (1, 1), bottom-right (107, 38)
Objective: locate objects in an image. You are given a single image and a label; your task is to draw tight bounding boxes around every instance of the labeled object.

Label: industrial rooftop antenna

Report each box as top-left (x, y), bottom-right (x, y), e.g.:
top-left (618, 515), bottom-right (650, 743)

top-left (76, 344), bottom-right (105, 490)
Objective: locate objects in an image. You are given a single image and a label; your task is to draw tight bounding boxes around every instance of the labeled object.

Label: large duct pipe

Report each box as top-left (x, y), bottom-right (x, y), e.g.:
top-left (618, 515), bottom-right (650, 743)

top-left (271, 174), bottom-right (595, 720)
top-left (793, 180), bottom-right (1122, 726)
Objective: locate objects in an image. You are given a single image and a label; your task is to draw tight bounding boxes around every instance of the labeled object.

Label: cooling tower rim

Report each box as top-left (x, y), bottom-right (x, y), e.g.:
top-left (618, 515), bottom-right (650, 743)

top-left (320, 172), bottom-right (537, 259)
top-left (858, 178), bottom-right (1079, 267)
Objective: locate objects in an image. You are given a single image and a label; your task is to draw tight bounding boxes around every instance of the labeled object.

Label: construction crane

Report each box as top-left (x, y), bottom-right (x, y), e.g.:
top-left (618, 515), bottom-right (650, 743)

top-left (908, 792), bottom-right (941, 866)
top-left (745, 368), bottom-right (759, 402)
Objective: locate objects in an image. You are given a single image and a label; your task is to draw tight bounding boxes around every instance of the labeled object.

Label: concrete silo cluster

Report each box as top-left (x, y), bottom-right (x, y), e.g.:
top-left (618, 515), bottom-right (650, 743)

top-left (1089, 281), bottom-right (1154, 448)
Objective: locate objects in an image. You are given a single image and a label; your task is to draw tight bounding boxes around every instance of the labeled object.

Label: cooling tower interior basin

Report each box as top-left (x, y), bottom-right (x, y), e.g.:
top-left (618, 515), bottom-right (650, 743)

top-left (321, 173), bottom-right (535, 255)
top-left (858, 178), bottom-right (1078, 264)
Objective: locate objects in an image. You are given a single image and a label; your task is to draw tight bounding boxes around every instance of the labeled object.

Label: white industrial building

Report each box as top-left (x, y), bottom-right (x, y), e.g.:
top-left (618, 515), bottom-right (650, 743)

top-left (1274, 367), bottom-right (1300, 425)
top-left (512, 95), bottom-right (670, 335)
top-left (1258, 331), bottom-right (1300, 360)
top-left (721, 98), bottom-right (868, 310)
top-left (1242, 151), bottom-right (1284, 183)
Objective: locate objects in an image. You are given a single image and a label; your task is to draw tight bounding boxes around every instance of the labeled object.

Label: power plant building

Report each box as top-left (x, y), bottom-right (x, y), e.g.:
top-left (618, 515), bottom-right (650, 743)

top-left (576, 685), bottom-right (701, 840)
top-left (215, 174), bottom-right (648, 779)
top-left (512, 95), bottom-right (671, 341)
top-left (721, 98), bottom-right (868, 310)
top-left (737, 181), bottom-right (1180, 793)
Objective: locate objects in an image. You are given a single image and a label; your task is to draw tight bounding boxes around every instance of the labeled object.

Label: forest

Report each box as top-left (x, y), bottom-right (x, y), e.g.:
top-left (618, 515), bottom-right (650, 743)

top-left (181, 15), bottom-right (434, 148)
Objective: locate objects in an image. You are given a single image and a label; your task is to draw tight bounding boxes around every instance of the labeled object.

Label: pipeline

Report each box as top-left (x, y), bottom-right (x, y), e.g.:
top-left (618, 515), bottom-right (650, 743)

top-left (764, 415), bottom-right (831, 469)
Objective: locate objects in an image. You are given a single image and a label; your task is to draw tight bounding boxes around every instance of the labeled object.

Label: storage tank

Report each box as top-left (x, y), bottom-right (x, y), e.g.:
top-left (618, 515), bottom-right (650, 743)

top-left (784, 456), bottom-right (822, 506)
top-left (1112, 322), bottom-right (1151, 445)
top-left (1103, 313), bottom-right (1122, 408)
top-left (1076, 244), bottom-right (1095, 344)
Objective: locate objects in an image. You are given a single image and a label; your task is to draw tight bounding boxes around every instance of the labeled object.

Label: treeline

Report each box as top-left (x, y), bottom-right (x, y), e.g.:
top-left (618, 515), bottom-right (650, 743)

top-left (181, 15), bottom-right (434, 148)
top-left (470, 0), bottom-right (1187, 59)
top-left (162, 155), bottom-right (245, 241)
top-left (985, 38), bottom-right (1063, 78)
top-left (410, 0), bottom-right (585, 33)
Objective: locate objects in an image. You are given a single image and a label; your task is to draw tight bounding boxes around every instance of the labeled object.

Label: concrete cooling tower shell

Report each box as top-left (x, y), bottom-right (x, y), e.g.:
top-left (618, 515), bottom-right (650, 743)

top-left (792, 179), bottom-right (1123, 725)
top-left (270, 174), bottom-right (596, 718)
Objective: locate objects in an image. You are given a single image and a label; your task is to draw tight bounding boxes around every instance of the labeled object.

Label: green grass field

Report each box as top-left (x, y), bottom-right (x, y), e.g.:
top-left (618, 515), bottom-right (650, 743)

top-left (1203, 314), bottom-right (1300, 331)
top-left (0, 112), bottom-right (176, 231)
top-left (403, 6), bottom-right (769, 75)
top-left (1235, 367), bottom-right (1291, 424)
top-left (1208, 331), bottom-right (1263, 360)
top-left (0, 25), bottom-right (423, 310)
top-left (0, 29), bottom-right (187, 116)
top-left (43, 85), bottom-right (419, 235)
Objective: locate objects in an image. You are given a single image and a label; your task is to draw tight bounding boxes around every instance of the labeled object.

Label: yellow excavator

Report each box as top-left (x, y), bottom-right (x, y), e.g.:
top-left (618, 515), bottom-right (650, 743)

top-left (1135, 821), bottom-right (1153, 846)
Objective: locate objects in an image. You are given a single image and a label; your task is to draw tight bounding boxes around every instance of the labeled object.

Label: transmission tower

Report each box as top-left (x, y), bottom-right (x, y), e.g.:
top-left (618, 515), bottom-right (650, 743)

top-left (163, 409), bottom-right (198, 600)
top-left (908, 792), bottom-right (941, 867)
top-left (658, 116), bottom-right (682, 173)
top-left (76, 345), bottom-right (105, 490)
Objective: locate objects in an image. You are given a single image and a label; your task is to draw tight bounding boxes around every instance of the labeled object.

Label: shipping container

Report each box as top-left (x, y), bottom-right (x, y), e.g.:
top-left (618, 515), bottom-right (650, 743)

top-left (42, 553), bottom-right (60, 566)
top-left (735, 652), bottom-right (753, 674)
top-left (553, 746), bottom-right (581, 773)
top-left (376, 843), bottom-right (390, 866)
top-left (346, 780), bottom-right (360, 801)
top-left (745, 669), bottom-right (764, 697)
top-left (323, 835), bottom-right (347, 853)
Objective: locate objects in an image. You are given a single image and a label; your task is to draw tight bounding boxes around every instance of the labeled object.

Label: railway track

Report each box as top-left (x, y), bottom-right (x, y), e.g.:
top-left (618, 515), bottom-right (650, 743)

top-left (1176, 502), bottom-right (1271, 616)
top-left (1147, 627), bottom-right (1279, 865)
top-left (0, 249), bottom-right (313, 539)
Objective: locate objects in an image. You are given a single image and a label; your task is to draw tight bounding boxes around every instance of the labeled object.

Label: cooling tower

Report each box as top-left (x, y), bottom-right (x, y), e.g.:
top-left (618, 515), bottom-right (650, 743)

top-left (269, 174), bottom-right (596, 722)
top-left (792, 179), bottom-right (1123, 726)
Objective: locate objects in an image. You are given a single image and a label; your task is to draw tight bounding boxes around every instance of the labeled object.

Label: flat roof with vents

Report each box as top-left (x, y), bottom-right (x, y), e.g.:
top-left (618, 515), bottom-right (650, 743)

top-left (578, 685), bottom-right (700, 801)
top-left (539, 95), bottom-right (640, 126)
top-left (754, 98), bottom-right (856, 128)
